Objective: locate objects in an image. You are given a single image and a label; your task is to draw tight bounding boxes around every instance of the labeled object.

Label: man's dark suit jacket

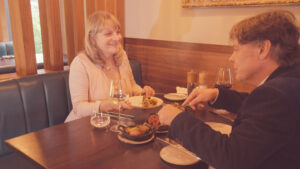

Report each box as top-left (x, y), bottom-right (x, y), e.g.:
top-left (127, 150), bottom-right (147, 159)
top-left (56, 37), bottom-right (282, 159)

top-left (169, 63), bottom-right (300, 169)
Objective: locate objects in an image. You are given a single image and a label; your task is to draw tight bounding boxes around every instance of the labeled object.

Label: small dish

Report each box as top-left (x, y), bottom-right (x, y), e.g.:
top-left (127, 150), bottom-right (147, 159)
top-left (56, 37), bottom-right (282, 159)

top-left (160, 145), bottom-right (200, 166)
top-left (117, 134), bottom-right (155, 145)
top-left (118, 124), bottom-right (154, 141)
top-left (164, 93), bottom-right (187, 101)
top-left (90, 112), bottom-right (110, 128)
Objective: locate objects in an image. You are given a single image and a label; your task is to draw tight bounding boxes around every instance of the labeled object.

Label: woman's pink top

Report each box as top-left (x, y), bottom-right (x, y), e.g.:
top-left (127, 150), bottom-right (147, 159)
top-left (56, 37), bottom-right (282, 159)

top-left (65, 52), bottom-right (142, 122)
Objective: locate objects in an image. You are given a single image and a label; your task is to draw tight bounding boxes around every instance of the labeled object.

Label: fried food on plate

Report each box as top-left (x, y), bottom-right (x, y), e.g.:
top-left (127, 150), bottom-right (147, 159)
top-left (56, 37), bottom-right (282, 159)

top-left (125, 124), bottom-right (150, 137)
top-left (142, 96), bottom-right (158, 107)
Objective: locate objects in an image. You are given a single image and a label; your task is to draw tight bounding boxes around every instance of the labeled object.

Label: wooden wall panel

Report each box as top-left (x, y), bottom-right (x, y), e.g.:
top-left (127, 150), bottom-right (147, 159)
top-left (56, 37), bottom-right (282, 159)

top-left (95, 0), bottom-right (106, 11)
top-left (63, 0), bottom-right (85, 65)
top-left (39, 0), bottom-right (63, 71)
top-left (7, 0), bottom-right (37, 76)
top-left (105, 0), bottom-right (116, 14)
top-left (73, 0), bottom-right (85, 56)
top-left (124, 38), bottom-right (255, 93)
top-left (62, 0), bottom-right (75, 65)
top-left (86, 0), bottom-right (125, 39)
top-left (86, 0), bottom-right (96, 18)
top-left (0, 0), bottom-right (9, 42)
top-left (115, 0), bottom-right (124, 36)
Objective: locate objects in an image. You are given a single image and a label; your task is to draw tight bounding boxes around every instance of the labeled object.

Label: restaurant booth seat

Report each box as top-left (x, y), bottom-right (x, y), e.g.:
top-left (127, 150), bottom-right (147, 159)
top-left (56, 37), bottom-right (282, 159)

top-left (0, 60), bottom-right (143, 169)
top-left (0, 71), bottom-right (71, 169)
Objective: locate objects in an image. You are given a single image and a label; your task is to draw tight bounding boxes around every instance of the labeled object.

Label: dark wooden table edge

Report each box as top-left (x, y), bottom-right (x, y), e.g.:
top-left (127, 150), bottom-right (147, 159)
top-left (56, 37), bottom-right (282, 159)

top-left (5, 138), bottom-right (46, 169)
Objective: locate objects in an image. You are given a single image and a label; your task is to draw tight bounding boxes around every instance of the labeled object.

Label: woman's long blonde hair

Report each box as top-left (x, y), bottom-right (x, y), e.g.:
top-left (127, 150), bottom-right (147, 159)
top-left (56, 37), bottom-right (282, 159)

top-left (85, 11), bottom-right (123, 68)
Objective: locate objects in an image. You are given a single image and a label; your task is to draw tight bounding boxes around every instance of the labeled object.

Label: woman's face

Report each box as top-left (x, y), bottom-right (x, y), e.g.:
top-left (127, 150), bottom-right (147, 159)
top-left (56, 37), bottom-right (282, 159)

top-left (93, 24), bottom-right (122, 58)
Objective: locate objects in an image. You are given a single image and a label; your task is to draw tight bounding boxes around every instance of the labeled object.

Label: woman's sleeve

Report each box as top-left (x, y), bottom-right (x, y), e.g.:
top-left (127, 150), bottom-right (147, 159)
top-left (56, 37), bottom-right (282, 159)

top-left (69, 57), bottom-right (101, 119)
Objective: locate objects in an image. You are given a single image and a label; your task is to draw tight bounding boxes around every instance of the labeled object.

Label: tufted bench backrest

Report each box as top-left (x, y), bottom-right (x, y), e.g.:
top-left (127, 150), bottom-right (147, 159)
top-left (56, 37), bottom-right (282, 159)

top-left (0, 71), bottom-right (71, 156)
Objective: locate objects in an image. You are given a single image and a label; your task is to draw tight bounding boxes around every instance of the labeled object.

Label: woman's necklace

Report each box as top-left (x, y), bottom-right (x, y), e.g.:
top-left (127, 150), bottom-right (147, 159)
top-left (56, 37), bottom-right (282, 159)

top-left (105, 65), bottom-right (111, 71)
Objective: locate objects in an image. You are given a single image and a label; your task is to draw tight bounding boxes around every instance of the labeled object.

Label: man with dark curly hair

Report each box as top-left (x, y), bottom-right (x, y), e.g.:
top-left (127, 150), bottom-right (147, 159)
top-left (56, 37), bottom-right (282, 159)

top-left (159, 10), bottom-right (300, 169)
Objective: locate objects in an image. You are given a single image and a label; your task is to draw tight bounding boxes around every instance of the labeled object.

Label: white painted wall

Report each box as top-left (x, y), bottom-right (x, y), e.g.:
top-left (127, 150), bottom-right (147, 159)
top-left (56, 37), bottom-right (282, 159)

top-left (125, 0), bottom-right (300, 45)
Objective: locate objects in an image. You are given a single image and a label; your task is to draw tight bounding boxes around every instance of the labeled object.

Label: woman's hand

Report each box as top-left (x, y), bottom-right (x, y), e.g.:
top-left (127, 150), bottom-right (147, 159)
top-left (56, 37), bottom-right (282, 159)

top-left (141, 85), bottom-right (155, 96)
top-left (120, 100), bottom-right (133, 111)
top-left (99, 99), bottom-right (133, 112)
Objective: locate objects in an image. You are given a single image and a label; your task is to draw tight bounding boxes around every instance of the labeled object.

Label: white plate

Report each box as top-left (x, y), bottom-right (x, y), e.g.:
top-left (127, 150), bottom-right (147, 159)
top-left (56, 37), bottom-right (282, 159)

top-left (205, 122), bottom-right (232, 135)
top-left (160, 145), bottom-right (200, 166)
top-left (127, 96), bottom-right (163, 109)
top-left (164, 93), bottom-right (187, 101)
top-left (117, 134), bottom-right (155, 145)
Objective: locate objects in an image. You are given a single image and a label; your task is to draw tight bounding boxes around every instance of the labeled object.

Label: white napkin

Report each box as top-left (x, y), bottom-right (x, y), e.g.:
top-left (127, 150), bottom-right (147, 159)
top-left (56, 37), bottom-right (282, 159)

top-left (176, 86), bottom-right (187, 95)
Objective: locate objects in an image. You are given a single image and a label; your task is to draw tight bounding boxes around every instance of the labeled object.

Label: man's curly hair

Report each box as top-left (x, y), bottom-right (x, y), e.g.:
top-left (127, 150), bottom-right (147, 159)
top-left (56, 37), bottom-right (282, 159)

top-left (230, 10), bottom-right (300, 66)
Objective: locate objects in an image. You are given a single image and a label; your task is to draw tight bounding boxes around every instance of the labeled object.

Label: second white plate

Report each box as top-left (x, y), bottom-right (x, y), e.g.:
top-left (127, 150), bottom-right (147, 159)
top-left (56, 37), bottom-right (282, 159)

top-left (164, 93), bottom-right (187, 101)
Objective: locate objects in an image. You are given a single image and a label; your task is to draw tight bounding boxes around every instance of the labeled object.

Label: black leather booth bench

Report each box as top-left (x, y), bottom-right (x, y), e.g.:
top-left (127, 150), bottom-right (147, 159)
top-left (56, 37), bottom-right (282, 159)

top-left (0, 71), bottom-right (71, 169)
top-left (0, 60), bottom-right (142, 169)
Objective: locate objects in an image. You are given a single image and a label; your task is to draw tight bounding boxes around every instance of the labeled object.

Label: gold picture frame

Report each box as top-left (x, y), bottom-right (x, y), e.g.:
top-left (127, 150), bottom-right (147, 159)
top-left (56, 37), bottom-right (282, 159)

top-left (182, 0), bottom-right (300, 8)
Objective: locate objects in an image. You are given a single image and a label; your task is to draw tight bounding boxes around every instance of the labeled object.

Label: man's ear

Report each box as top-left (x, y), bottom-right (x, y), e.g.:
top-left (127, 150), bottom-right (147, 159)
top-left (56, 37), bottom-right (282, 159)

top-left (258, 40), bottom-right (271, 60)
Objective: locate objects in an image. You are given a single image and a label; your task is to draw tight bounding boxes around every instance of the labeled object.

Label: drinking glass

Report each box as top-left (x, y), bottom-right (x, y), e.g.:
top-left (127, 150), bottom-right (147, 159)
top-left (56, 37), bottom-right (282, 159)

top-left (187, 70), bottom-right (197, 95)
top-left (198, 71), bottom-right (208, 89)
top-left (214, 67), bottom-right (232, 89)
top-left (109, 79), bottom-right (129, 132)
top-left (90, 111), bottom-right (110, 128)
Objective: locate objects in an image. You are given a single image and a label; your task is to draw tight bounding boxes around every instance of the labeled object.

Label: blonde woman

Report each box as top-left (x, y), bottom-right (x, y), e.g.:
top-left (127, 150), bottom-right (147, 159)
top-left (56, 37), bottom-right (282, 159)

top-left (65, 11), bottom-right (155, 122)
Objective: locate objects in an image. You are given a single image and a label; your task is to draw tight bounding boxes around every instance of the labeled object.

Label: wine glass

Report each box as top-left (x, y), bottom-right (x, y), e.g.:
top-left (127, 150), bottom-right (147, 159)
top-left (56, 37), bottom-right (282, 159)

top-left (214, 67), bottom-right (232, 89)
top-left (109, 79), bottom-right (129, 132)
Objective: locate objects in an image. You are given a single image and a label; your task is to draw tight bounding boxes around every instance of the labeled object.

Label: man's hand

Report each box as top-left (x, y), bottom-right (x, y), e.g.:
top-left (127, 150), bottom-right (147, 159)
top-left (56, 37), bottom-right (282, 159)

top-left (183, 88), bottom-right (219, 110)
top-left (158, 104), bottom-right (182, 126)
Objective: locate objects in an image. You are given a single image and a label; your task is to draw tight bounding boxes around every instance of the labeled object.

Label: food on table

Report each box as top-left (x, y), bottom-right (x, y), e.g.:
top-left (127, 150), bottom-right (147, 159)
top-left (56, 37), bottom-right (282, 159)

top-left (142, 96), bottom-right (158, 107)
top-left (125, 124), bottom-right (150, 137)
top-left (171, 102), bottom-right (186, 111)
top-left (148, 114), bottom-right (160, 126)
top-left (147, 114), bottom-right (169, 133)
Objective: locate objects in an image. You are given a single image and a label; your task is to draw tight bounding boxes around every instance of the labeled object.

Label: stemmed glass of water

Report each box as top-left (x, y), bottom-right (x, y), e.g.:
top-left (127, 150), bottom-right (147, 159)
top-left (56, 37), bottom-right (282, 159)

top-left (109, 79), bottom-right (129, 132)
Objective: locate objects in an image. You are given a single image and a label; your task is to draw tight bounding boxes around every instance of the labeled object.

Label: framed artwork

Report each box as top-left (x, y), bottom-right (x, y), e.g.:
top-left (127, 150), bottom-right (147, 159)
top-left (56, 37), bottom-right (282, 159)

top-left (182, 0), bottom-right (300, 8)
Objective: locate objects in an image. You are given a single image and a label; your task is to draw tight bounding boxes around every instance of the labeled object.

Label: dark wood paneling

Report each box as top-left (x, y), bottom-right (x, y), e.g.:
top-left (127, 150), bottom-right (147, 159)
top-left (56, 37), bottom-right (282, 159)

top-left (124, 38), bottom-right (255, 93)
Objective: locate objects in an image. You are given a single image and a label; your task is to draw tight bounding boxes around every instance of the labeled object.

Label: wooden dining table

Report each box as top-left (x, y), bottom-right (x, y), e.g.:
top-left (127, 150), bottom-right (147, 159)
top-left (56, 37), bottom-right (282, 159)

top-left (5, 94), bottom-right (235, 169)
